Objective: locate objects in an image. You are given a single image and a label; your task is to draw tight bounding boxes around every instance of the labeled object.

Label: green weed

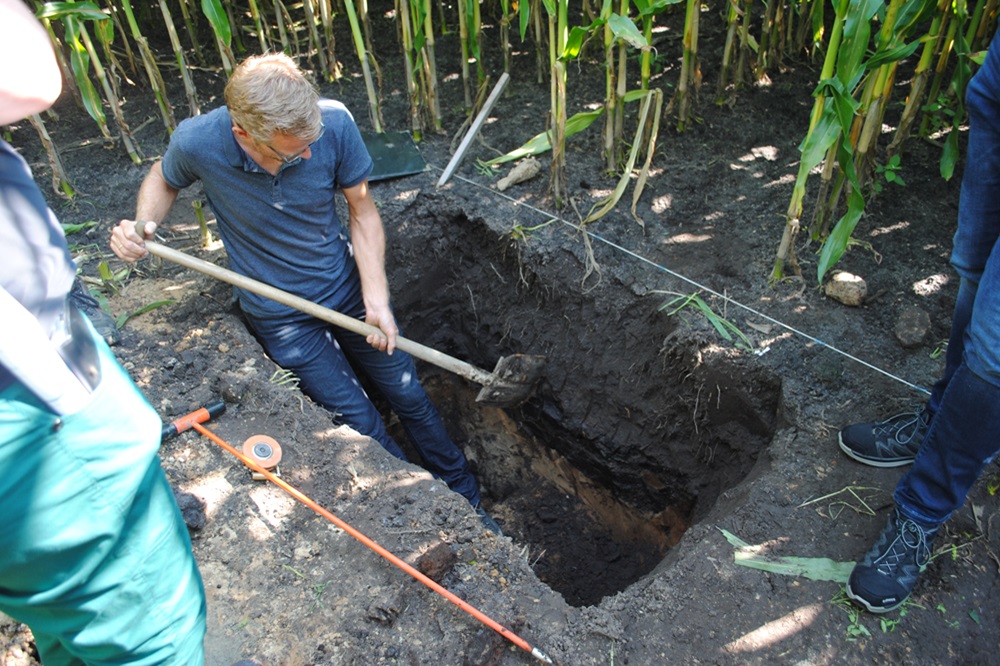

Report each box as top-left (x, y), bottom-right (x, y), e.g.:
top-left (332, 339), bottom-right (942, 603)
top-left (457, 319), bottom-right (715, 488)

top-left (114, 300), bottom-right (174, 330)
top-left (656, 291), bottom-right (752, 350)
top-left (831, 589), bottom-right (871, 641)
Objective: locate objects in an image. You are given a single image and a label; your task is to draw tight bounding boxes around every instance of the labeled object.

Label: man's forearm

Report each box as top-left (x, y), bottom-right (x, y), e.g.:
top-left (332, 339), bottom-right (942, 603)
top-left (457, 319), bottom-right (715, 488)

top-left (135, 162), bottom-right (180, 225)
top-left (352, 210), bottom-right (391, 309)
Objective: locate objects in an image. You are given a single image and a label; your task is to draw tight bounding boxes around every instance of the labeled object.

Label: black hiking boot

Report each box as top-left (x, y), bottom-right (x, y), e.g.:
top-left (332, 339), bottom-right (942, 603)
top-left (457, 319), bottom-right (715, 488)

top-left (838, 409), bottom-right (930, 467)
top-left (475, 503), bottom-right (503, 536)
top-left (69, 276), bottom-right (119, 346)
top-left (847, 509), bottom-right (937, 613)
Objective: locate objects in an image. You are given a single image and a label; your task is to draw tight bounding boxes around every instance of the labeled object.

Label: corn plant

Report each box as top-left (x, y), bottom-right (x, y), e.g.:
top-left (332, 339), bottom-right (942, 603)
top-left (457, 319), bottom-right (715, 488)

top-left (202, 0), bottom-right (236, 76)
top-left (887, 0), bottom-right (951, 158)
top-left (398, 0), bottom-right (442, 140)
top-left (344, 0), bottom-right (384, 132)
top-left (771, 0), bottom-right (862, 282)
top-left (38, 2), bottom-right (143, 164)
top-left (115, 0), bottom-right (176, 132)
top-left (717, 0), bottom-right (754, 100)
top-left (658, 291), bottom-right (752, 350)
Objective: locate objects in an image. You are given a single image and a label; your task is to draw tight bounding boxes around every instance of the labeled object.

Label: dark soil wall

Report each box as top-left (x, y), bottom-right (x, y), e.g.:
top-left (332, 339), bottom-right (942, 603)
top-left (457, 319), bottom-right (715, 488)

top-left (380, 190), bottom-right (783, 547)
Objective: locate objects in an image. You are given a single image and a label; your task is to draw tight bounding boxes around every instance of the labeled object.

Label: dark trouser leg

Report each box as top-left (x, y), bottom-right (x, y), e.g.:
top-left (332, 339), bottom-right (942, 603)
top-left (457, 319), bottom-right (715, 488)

top-left (894, 361), bottom-right (1000, 526)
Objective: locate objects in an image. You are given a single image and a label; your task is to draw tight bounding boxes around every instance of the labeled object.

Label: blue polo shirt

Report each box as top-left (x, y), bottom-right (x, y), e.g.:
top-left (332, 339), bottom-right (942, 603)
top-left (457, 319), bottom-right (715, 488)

top-left (160, 101), bottom-right (374, 318)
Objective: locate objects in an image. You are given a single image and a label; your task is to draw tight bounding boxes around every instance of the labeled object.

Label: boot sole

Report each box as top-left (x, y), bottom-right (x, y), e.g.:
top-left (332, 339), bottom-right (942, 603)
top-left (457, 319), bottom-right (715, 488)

top-left (838, 434), bottom-right (916, 468)
top-left (846, 581), bottom-right (906, 614)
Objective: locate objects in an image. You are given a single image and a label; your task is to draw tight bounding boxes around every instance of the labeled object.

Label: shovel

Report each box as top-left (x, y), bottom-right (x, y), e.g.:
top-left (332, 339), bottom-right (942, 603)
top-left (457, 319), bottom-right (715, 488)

top-left (142, 240), bottom-right (544, 407)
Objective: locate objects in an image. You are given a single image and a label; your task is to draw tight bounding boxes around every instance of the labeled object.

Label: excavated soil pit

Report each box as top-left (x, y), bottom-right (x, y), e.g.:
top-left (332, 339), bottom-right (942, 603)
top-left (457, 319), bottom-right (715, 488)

top-left (380, 197), bottom-right (784, 607)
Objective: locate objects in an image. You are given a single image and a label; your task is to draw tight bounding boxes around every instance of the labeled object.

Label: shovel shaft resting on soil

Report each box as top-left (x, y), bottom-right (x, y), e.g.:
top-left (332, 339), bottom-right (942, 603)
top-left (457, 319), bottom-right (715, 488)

top-left (143, 241), bottom-right (542, 406)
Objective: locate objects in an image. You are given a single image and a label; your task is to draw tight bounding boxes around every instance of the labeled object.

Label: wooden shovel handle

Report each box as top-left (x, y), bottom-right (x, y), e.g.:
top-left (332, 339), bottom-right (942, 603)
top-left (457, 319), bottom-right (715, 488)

top-left (144, 240), bottom-right (496, 387)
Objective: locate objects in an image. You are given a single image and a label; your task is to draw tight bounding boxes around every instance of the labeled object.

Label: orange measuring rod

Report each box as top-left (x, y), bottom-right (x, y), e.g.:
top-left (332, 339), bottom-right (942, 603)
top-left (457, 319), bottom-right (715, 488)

top-left (190, 421), bottom-right (553, 664)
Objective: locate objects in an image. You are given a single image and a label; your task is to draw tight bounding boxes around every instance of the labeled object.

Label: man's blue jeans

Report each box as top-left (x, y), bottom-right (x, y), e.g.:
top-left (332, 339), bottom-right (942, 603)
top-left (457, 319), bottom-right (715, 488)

top-left (895, 37), bottom-right (1000, 527)
top-left (243, 268), bottom-right (481, 507)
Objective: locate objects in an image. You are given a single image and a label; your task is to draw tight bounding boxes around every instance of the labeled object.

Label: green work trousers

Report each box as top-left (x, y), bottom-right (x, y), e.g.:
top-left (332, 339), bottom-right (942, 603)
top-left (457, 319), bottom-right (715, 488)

top-left (0, 320), bottom-right (206, 664)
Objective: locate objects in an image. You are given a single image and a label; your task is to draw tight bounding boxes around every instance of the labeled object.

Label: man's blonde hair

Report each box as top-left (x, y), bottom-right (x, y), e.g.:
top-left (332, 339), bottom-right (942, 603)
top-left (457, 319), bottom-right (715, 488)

top-left (224, 53), bottom-right (323, 144)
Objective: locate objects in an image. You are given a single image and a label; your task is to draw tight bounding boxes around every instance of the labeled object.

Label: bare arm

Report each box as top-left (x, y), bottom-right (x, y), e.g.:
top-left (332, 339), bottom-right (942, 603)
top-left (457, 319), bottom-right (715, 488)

top-left (344, 180), bottom-right (397, 354)
top-left (0, 0), bottom-right (62, 124)
top-left (110, 161), bottom-right (180, 262)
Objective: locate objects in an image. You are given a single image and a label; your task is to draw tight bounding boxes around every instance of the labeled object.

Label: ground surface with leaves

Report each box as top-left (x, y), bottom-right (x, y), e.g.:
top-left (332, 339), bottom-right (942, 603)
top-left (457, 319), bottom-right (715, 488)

top-left (3, 8), bottom-right (1000, 666)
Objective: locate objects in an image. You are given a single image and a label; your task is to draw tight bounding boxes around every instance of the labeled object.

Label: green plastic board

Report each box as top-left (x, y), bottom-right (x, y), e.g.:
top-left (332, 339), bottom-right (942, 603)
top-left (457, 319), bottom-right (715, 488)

top-left (362, 131), bottom-right (427, 181)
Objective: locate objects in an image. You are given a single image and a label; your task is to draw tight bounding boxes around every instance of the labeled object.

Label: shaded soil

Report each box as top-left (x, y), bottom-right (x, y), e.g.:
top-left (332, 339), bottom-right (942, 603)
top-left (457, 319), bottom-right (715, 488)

top-left (4, 5), bottom-right (1000, 666)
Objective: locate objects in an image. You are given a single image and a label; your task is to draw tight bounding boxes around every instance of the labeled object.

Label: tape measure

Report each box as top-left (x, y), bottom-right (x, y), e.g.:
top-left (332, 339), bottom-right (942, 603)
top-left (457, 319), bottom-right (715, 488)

top-left (241, 434), bottom-right (282, 480)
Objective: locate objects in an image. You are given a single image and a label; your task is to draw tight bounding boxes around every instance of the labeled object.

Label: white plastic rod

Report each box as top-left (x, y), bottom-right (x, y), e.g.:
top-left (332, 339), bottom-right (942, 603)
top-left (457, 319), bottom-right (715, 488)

top-left (437, 72), bottom-right (510, 187)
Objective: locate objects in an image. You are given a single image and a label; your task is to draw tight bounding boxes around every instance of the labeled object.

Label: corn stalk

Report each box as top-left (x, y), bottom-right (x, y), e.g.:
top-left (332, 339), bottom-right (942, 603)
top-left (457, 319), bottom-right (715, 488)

top-left (717, 0), bottom-right (743, 100)
top-left (771, 0), bottom-right (858, 282)
top-left (671, 0), bottom-right (701, 130)
top-left (247, 0), bottom-right (271, 52)
top-left (157, 0), bottom-right (200, 117)
top-left (542, 0), bottom-right (569, 206)
top-left (318, 0), bottom-right (342, 80)
top-left (108, 0), bottom-right (176, 132)
top-left (887, 0), bottom-right (951, 158)
top-left (177, 0), bottom-right (206, 65)
top-left (457, 0), bottom-right (484, 113)
top-left (396, 0), bottom-right (441, 141)
top-left (398, 0), bottom-right (423, 139)
top-left (812, 0), bottom-right (943, 256)
top-left (77, 16), bottom-right (143, 163)
top-left (28, 114), bottom-right (75, 198)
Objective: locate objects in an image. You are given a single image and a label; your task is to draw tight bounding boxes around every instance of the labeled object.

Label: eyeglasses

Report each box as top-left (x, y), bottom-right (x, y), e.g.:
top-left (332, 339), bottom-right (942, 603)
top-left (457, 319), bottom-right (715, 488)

top-left (263, 123), bottom-right (326, 165)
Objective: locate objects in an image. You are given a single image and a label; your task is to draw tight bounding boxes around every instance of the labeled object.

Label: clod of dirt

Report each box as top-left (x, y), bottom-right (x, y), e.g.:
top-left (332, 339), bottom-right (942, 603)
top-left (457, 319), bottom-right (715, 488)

top-left (413, 540), bottom-right (456, 582)
top-left (172, 488), bottom-right (207, 531)
top-left (894, 306), bottom-right (932, 349)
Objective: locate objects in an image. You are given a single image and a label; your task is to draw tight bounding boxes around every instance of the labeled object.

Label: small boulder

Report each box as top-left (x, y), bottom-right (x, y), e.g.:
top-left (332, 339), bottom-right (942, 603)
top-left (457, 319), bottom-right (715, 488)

top-left (824, 271), bottom-right (868, 306)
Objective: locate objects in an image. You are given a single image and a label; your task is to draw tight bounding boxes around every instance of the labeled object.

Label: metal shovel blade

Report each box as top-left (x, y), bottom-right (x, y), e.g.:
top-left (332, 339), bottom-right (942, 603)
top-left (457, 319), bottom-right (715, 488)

top-left (475, 354), bottom-right (546, 407)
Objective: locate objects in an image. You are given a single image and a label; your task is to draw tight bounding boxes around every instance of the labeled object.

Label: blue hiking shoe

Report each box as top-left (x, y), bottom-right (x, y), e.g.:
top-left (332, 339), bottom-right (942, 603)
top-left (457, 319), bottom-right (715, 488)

top-left (475, 503), bottom-right (503, 536)
top-left (847, 509), bottom-right (937, 613)
top-left (838, 409), bottom-right (930, 467)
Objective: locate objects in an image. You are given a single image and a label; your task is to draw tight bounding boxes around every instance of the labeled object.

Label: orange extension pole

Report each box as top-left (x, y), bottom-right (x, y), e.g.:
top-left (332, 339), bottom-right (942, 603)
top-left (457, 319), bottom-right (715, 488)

top-left (189, 421), bottom-right (554, 664)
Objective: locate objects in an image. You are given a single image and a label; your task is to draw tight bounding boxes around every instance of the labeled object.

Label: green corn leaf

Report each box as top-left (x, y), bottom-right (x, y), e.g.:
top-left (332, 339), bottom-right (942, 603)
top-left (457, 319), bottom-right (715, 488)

top-left (62, 20), bottom-right (106, 127)
top-left (201, 0), bottom-right (232, 45)
top-left (482, 108), bottom-right (604, 166)
top-left (37, 2), bottom-right (107, 21)
top-left (940, 131), bottom-right (959, 180)
top-left (115, 300), bottom-right (175, 329)
top-left (518, 0), bottom-right (530, 41)
top-left (817, 131), bottom-right (866, 282)
top-left (61, 221), bottom-right (97, 234)
top-left (607, 14), bottom-right (648, 50)
top-left (563, 19), bottom-right (603, 59)
top-left (865, 40), bottom-right (922, 70)
top-left (635, 0), bottom-right (685, 16)
top-left (718, 528), bottom-right (855, 583)
top-left (837, 0), bottom-right (881, 85)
